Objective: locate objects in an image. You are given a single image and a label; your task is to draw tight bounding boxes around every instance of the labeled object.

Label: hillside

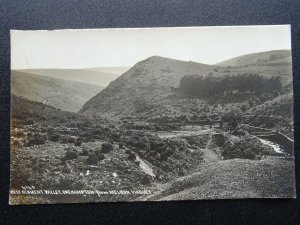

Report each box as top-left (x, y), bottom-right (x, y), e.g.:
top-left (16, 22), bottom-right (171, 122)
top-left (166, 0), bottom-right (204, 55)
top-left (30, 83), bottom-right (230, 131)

top-left (217, 50), bottom-right (292, 67)
top-left (11, 71), bottom-right (103, 112)
top-left (80, 51), bottom-right (293, 119)
top-left (80, 56), bottom-right (221, 118)
top-left (10, 94), bottom-right (88, 121)
top-left (144, 158), bottom-right (295, 200)
top-left (17, 68), bottom-right (122, 87)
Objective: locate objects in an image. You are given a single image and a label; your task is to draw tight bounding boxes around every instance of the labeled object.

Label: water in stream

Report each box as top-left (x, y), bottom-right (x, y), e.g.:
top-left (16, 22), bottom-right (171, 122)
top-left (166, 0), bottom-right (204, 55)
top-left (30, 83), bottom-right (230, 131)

top-left (258, 138), bottom-right (283, 153)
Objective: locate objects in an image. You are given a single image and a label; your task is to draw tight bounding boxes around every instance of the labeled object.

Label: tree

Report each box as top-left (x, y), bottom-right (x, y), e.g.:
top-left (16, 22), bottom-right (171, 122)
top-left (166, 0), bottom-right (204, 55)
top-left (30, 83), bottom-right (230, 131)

top-left (222, 109), bottom-right (243, 133)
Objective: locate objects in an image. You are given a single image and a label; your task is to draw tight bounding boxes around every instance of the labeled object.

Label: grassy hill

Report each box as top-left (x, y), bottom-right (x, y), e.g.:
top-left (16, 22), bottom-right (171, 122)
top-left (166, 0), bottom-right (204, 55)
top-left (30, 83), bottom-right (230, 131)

top-left (217, 50), bottom-right (292, 67)
top-left (17, 68), bottom-right (122, 87)
top-left (85, 67), bottom-right (130, 76)
top-left (80, 56), bottom-right (222, 118)
top-left (11, 71), bottom-right (103, 112)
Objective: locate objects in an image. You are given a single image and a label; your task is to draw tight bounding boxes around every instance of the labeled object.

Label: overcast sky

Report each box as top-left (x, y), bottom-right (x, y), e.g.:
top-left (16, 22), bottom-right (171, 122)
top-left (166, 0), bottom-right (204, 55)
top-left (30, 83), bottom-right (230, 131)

top-left (11, 25), bottom-right (291, 69)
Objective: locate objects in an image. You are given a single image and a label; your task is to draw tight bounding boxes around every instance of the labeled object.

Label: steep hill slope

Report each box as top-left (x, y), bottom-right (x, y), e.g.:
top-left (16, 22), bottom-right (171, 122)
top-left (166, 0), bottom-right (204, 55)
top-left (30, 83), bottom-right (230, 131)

top-left (11, 71), bottom-right (103, 112)
top-left (80, 56), bottom-right (219, 118)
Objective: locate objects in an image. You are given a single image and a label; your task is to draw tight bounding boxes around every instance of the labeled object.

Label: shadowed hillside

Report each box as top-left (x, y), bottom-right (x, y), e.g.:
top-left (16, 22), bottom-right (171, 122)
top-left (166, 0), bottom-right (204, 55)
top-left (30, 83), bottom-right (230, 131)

top-left (12, 71), bottom-right (103, 112)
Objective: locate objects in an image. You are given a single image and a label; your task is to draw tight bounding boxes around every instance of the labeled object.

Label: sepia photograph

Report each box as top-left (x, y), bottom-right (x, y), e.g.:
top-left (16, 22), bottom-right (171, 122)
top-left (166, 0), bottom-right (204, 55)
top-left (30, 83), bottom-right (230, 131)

top-left (9, 25), bottom-right (295, 204)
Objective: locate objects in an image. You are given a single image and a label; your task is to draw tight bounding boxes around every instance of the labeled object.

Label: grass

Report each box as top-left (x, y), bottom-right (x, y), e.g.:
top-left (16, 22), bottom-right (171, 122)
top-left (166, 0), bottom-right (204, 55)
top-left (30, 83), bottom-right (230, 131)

top-left (144, 157), bottom-right (296, 201)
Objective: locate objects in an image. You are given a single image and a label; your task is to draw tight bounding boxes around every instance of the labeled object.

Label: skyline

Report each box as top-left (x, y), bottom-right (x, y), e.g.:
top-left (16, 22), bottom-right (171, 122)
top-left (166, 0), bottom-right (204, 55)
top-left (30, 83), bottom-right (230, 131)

top-left (11, 25), bottom-right (291, 69)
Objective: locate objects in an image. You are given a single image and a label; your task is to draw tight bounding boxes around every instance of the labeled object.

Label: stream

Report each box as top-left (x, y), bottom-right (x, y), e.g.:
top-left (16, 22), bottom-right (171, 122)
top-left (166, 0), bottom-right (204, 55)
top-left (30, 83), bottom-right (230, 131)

top-left (258, 138), bottom-right (283, 153)
top-left (136, 156), bottom-right (155, 177)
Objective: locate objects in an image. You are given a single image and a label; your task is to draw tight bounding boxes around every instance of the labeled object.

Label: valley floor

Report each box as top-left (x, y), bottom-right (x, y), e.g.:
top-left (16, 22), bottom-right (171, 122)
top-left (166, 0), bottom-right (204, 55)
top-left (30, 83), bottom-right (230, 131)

top-left (10, 117), bottom-right (296, 204)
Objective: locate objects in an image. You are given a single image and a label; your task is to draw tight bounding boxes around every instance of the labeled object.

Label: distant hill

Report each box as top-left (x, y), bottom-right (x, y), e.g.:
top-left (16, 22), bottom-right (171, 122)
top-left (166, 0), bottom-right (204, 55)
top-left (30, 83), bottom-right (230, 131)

top-left (17, 68), bottom-right (122, 87)
top-left (11, 71), bottom-right (103, 112)
top-left (215, 50), bottom-right (292, 85)
top-left (217, 50), bottom-right (292, 67)
top-left (85, 67), bottom-right (130, 76)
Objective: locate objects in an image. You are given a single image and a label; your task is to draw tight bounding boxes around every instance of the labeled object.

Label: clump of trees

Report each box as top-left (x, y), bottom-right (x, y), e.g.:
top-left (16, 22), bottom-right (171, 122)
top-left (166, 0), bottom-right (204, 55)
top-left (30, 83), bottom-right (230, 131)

top-left (222, 109), bottom-right (243, 133)
top-left (179, 74), bottom-right (282, 98)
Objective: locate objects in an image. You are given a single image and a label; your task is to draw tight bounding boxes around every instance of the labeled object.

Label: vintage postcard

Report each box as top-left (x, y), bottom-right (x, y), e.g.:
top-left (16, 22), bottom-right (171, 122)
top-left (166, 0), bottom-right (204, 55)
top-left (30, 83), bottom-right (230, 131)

top-left (10, 25), bottom-right (295, 204)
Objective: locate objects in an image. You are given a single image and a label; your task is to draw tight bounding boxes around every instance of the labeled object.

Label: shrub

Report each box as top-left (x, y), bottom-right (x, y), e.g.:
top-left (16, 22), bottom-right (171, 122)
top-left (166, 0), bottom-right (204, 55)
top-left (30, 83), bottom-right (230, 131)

top-left (128, 152), bottom-right (136, 161)
top-left (110, 133), bottom-right (120, 142)
top-left (60, 136), bottom-right (76, 144)
top-left (101, 142), bottom-right (113, 153)
top-left (14, 130), bottom-right (24, 138)
top-left (86, 153), bottom-right (98, 165)
top-left (141, 175), bottom-right (151, 185)
top-left (75, 139), bottom-right (82, 146)
top-left (12, 140), bottom-right (21, 147)
top-left (222, 136), bottom-right (273, 160)
top-left (79, 148), bottom-right (89, 156)
top-left (222, 109), bottom-right (243, 133)
top-left (25, 118), bottom-right (35, 125)
top-left (49, 134), bottom-right (60, 142)
top-left (26, 134), bottom-right (46, 146)
top-left (97, 153), bottom-right (105, 161)
top-left (125, 149), bottom-right (131, 154)
top-left (213, 133), bottom-right (226, 147)
top-left (65, 148), bottom-right (78, 160)
top-left (135, 140), bottom-right (151, 150)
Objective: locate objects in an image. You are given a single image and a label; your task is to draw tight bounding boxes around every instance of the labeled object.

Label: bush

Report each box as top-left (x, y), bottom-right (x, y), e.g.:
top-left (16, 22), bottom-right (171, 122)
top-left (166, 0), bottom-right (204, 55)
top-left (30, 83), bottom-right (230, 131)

top-left (97, 153), bottom-right (105, 161)
top-left (79, 148), bottom-right (89, 156)
top-left (222, 136), bottom-right (273, 160)
top-left (110, 133), bottom-right (120, 142)
top-left (75, 139), bottom-right (82, 146)
top-left (213, 134), bottom-right (226, 147)
top-left (65, 148), bottom-right (78, 160)
top-left (125, 149), bottom-right (131, 154)
top-left (12, 140), bottom-right (21, 147)
top-left (222, 109), bottom-right (243, 133)
top-left (60, 136), bottom-right (76, 144)
top-left (128, 152), bottom-right (136, 161)
top-left (49, 134), bottom-right (60, 142)
top-left (14, 130), bottom-right (24, 138)
top-left (26, 134), bottom-right (46, 146)
top-left (101, 142), bottom-right (113, 153)
top-left (141, 175), bottom-right (151, 185)
top-left (86, 153), bottom-right (98, 165)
